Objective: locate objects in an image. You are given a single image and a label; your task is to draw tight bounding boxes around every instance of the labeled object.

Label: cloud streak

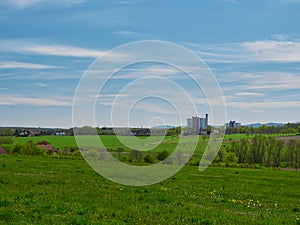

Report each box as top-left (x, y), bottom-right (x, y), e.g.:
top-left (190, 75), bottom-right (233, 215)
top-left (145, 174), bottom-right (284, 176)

top-left (0, 95), bottom-right (71, 106)
top-left (0, 0), bottom-right (87, 9)
top-left (0, 61), bottom-right (62, 69)
top-left (185, 39), bottom-right (300, 63)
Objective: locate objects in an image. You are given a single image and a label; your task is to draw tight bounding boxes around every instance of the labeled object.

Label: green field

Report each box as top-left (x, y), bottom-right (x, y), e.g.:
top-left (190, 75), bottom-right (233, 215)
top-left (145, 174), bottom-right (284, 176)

top-left (12, 136), bottom-right (181, 150)
top-left (12, 133), bottom-right (293, 149)
top-left (0, 155), bottom-right (299, 224)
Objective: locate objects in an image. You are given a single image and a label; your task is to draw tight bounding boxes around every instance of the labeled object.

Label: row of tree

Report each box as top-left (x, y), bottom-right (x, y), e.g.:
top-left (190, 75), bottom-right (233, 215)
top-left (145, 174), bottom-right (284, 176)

top-left (218, 136), bottom-right (300, 169)
top-left (225, 123), bottom-right (300, 135)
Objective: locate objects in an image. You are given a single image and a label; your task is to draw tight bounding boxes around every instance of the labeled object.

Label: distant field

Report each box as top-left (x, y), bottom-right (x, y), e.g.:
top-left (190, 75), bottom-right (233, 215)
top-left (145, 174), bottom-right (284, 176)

top-left (11, 135), bottom-right (197, 152)
top-left (0, 155), bottom-right (299, 224)
top-left (13, 136), bottom-right (78, 149)
top-left (12, 136), bottom-right (172, 149)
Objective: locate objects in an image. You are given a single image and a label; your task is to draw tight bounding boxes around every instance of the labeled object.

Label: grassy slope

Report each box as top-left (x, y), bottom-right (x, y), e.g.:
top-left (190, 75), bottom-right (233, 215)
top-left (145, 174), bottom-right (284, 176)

top-left (0, 155), bottom-right (299, 225)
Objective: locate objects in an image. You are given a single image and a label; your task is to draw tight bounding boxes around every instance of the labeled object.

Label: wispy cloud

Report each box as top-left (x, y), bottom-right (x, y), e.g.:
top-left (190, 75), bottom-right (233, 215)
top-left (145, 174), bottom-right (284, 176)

top-left (220, 71), bottom-right (300, 93)
top-left (0, 0), bottom-right (87, 9)
top-left (275, 0), bottom-right (300, 5)
top-left (113, 30), bottom-right (160, 40)
top-left (0, 61), bottom-right (62, 69)
top-left (0, 39), bottom-right (127, 59)
top-left (220, 0), bottom-right (240, 4)
top-left (0, 87), bottom-right (9, 91)
top-left (113, 0), bottom-right (147, 5)
top-left (234, 92), bottom-right (264, 97)
top-left (185, 39), bottom-right (300, 63)
top-left (0, 40), bottom-right (103, 58)
top-left (227, 100), bottom-right (300, 112)
top-left (0, 95), bottom-right (71, 106)
top-left (37, 83), bottom-right (47, 87)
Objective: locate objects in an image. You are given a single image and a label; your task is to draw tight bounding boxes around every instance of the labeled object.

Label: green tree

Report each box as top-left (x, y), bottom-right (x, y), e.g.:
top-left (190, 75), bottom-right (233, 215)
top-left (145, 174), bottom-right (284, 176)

top-left (130, 150), bottom-right (143, 162)
top-left (274, 140), bottom-right (284, 167)
top-left (287, 140), bottom-right (300, 170)
top-left (157, 150), bottom-right (170, 161)
top-left (249, 136), bottom-right (266, 164)
top-left (236, 139), bottom-right (249, 163)
top-left (144, 154), bottom-right (156, 163)
top-left (117, 147), bottom-right (124, 158)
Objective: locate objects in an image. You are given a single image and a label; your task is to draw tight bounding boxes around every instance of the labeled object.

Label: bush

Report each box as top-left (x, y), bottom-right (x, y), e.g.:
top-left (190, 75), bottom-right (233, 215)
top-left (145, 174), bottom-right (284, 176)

top-left (86, 149), bottom-right (100, 160)
top-left (144, 154), bottom-right (156, 163)
top-left (157, 150), bottom-right (170, 161)
top-left (0, 137), bottom-right (13, 145)
top-left (130, 150), bottom-right (143, 162)
top-left (72, 150), bottom-right (83, 158)
top-left (10, 142), bottom-right (23, 154)
top-left (188, 156), bottom-right (200, 166)
top-left (10, 141), bottom-right (46, 156)
top-left (225, 152), bottom-right (238, 163)
top-left (22, 141), bottom-right (46, 156)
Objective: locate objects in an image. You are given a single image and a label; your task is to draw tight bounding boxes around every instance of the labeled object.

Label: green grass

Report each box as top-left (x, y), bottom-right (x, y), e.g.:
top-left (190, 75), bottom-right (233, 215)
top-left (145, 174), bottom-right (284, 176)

top-left (12, 136), bottom-right (78, 149)
top-left (0, 155), bottom-right (299, 225)
top-left (12, 136), bottom-right (178, 150)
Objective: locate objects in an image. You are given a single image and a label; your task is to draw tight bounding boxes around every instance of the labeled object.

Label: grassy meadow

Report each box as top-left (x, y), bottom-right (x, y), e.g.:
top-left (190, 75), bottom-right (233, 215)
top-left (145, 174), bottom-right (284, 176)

top-left (1, 134), bottom-right (299, 224)
top-left (0, 155), bottom-right (299, 225)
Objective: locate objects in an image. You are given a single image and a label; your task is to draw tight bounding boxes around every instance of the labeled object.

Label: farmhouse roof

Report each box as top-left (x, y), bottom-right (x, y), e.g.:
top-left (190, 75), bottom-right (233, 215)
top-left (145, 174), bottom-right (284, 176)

top-left (0, 146), bottom-right (8, 154)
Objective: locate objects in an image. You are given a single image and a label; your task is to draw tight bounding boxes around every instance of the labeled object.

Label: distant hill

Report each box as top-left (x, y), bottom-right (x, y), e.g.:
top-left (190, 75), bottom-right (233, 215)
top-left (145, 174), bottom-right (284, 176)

top-left (151, 125), bottom-right (175, 129)
top-left (245, 123), bottom-right (284, 128)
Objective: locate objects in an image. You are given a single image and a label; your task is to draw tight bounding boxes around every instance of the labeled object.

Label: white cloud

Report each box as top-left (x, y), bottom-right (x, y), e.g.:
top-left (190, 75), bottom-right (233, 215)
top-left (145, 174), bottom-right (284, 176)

top-left (234, 92), bottom-right (264, 97)
top-left (113, 30), bottom-right (160, 40)
top-left (0, 61), bottom-right (62, 69)
top-left (185, 39), bottom-right (300, 63)
top-left (241, 40), bottom-right (300, 62)
top-left (220, 0), bottom-right (240, 4)
top-left (228, 101), bottom-right (300, 111)
top-left (0, 95), bottom-right (71, 106)
top-left (0, 39), bottom-right (127, 59)
top-left (0, 0), bottom-right (87, 9)
top-left (37, 83), bottom-right (47, 87)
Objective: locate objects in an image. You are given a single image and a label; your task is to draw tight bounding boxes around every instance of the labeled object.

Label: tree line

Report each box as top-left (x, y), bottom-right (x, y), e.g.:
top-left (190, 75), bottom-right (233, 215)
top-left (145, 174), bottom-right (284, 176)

top-left (217, 136), bottom-right (300, 169)
top-left (225, 123), bottom-right (300, 135)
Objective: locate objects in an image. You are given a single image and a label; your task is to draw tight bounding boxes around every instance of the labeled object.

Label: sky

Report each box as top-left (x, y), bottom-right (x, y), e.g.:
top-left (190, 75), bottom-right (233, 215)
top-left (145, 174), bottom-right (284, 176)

top-left (0, 0), bottom-right (300, 128)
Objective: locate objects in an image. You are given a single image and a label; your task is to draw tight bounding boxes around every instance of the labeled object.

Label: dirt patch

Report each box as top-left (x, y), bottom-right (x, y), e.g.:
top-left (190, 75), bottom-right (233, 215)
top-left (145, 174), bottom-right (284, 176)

top-left (275, 135), bottom-right (300, 143)
top-left (280, 168), bottom-right (300, 172)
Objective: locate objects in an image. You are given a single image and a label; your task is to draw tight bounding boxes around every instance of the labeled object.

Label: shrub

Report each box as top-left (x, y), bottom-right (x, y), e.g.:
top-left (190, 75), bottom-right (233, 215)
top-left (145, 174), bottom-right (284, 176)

top-left (157, 150), bottom-right (170, 161)
top-left (10, 142), bottom-right (23, 154)
top-left (130, 150), bottom-right (143, 162)
top-left (86, 149), bottom-right (100, 160)
top-left (0, 137), bottom-right (13, 145)
top-left (144, 154), bottom-right (156, 163)
top-left (188, 156), bottom-right (200, 166)
top-left (21, 140), bottom-right (46, 156)
top-left (72, 150), bottom-right (83, 158)
top-left (225, 152), bottom-right (238, 163)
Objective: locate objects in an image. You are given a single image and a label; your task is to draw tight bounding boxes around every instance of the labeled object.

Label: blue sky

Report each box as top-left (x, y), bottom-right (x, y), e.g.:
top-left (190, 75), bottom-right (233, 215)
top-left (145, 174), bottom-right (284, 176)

top-left (0, 0), bottom-right (300, 127)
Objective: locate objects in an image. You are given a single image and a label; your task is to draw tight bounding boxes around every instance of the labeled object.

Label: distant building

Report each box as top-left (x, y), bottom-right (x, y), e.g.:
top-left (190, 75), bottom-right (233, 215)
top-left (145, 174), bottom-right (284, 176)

top-left (226, 121), bottom-right (241, 128)
top-left (55, 132), bottom-right (65, 136)
top-left (187, 114), bottom-right (208, 134)
top-left (187, 118), bottom-right (193, 128)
